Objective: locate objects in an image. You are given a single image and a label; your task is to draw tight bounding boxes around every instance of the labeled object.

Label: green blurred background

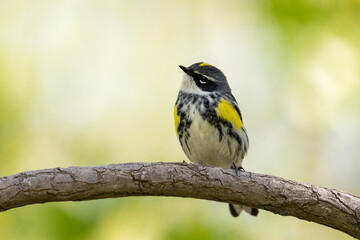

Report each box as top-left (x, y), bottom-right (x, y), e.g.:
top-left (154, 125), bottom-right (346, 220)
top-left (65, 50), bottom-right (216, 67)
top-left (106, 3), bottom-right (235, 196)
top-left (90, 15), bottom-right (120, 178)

top-left (1, 0), bottom-right (359, 239)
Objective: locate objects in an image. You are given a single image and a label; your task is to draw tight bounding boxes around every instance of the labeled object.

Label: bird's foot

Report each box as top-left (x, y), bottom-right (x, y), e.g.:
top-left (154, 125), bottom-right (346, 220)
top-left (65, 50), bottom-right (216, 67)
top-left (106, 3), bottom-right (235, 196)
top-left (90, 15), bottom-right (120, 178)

top-left (231, 163), bottom-right (245, 175)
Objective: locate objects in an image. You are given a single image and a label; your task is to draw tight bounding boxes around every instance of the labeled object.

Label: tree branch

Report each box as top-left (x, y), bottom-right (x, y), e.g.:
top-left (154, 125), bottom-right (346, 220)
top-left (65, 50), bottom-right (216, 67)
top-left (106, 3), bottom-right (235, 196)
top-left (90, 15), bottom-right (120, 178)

top-left (0, 162), bottom-right (359, 238)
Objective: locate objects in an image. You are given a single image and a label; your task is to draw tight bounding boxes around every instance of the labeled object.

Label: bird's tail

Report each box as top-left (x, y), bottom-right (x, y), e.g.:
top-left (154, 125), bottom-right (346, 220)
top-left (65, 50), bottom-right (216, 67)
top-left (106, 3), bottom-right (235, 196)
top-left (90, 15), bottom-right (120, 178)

top-left (229, 204), bottom-right (259, 217)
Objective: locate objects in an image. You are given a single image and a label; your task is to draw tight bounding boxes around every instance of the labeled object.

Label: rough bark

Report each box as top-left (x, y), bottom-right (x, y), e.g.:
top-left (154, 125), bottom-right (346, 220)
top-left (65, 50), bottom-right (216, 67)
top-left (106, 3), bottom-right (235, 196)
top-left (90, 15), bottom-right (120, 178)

top-left (0, 162), bottom-right (359, 238)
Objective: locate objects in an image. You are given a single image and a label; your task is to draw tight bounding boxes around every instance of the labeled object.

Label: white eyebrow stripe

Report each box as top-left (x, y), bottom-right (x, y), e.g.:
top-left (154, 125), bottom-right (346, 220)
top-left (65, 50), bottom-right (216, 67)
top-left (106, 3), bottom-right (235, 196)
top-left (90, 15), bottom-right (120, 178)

top-left (193, 71), bottom-right (217, 82)
top-left (205, 75), bottom-right (217, 82)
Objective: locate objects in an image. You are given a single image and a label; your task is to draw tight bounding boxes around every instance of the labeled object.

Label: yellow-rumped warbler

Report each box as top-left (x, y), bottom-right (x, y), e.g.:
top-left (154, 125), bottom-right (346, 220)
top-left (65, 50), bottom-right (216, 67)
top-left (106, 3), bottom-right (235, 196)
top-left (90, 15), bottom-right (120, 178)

top-left (174, 62), bottom-right (258, 217)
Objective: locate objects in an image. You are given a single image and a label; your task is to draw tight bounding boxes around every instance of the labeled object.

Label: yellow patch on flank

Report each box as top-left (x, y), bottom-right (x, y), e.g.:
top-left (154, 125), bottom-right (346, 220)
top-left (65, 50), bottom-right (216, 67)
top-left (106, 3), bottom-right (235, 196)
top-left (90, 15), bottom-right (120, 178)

top-left (174, 106), bottom-right (180, 135)
top-left (216, 99), bottom-right (243, 130)
top-left (199, 62), bottom-right (213, 67)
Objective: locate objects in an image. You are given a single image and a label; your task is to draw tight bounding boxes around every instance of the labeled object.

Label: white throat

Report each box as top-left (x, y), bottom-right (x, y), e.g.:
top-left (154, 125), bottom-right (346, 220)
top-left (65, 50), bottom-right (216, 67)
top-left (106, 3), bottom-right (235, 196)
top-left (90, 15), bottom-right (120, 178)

top-left (180, 74), bottom-right (207, 95)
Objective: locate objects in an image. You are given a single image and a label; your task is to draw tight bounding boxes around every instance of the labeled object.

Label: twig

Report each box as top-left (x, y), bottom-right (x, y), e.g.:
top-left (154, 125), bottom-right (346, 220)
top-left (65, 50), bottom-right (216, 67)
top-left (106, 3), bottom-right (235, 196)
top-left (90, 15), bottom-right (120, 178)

top-left (0, 162), bottom-right (359, 238)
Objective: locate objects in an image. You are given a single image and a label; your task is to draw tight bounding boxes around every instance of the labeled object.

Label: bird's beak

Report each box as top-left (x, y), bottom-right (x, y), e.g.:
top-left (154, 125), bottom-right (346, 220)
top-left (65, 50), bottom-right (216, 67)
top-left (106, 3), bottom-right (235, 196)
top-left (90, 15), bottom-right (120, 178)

top-left (179, 65), bottom-right (193, 77)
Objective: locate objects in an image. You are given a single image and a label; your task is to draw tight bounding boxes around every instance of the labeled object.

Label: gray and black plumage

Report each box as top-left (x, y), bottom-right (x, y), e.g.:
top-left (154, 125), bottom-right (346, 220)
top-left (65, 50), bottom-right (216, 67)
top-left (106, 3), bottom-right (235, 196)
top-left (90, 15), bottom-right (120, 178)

top-left (174, 62), bottom-right (258, 217)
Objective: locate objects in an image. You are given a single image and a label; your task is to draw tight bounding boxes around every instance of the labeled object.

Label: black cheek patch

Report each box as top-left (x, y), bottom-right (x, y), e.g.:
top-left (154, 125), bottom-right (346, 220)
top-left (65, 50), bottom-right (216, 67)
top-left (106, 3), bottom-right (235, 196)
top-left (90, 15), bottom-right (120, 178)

top-left (198, 81), bottom-right (217, 92)
top-left (193, 73), bottom-right (217, 92)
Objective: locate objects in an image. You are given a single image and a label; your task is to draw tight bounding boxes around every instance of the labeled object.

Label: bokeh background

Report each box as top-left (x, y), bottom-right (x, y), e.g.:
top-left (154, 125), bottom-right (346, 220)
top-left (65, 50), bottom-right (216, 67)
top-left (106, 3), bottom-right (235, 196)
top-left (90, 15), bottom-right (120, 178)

top-left (1, 0), bottom-right (359, 239)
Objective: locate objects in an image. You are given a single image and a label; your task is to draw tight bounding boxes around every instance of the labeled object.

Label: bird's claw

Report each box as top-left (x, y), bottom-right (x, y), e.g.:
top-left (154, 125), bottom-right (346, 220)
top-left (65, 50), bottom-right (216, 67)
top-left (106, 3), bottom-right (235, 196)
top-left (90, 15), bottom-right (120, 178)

top-left (231, 163), bottom-right (245, 175)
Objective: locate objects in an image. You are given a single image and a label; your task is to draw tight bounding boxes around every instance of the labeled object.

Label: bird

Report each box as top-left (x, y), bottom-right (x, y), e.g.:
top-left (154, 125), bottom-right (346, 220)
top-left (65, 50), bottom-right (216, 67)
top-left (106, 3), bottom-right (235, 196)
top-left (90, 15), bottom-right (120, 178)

top-left (174, 62), bottom-right (258, 217)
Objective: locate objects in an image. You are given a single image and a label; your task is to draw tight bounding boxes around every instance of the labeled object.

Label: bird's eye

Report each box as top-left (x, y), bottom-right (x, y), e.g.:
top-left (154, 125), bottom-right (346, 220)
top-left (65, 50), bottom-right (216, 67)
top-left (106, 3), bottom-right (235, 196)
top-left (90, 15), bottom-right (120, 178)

top-left (199, 77), bottom-right (208, 84)
top-left (193, 74), bottom-right (216, 92)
